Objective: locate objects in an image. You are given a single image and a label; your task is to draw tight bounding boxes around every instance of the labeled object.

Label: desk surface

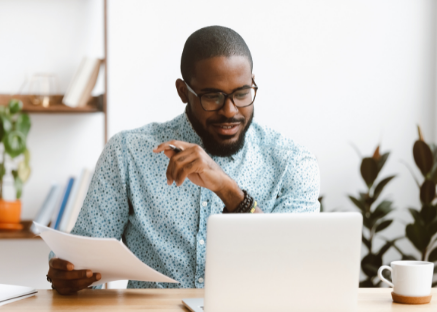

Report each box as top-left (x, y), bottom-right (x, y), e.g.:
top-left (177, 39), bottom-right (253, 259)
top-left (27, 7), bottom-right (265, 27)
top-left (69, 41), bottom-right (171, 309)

top-left (3, 288), bottom-right (437, 311)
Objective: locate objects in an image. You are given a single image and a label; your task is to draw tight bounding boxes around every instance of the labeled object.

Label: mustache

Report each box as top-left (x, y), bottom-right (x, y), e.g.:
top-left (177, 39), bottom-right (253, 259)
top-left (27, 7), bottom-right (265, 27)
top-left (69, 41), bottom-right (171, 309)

top-left (206, 117), bottom-right (245, 125)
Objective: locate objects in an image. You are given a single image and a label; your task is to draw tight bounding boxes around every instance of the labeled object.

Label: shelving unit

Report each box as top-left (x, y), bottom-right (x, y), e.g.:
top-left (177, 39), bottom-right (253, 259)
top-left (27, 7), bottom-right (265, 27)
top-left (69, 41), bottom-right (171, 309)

top-left (0, 221), bottom-right (40, 239)
top-left (0, 0), bottom-right (109, 238)
top-left (0, 94), bottom-right (104, 114)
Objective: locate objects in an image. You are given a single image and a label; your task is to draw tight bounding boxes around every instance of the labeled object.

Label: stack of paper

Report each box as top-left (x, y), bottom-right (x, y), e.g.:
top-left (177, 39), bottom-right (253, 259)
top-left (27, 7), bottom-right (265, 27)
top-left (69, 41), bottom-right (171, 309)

top-left (34, 222), bottom-right (178, 286)
top-left (0, 284), bottom-right (37, 306)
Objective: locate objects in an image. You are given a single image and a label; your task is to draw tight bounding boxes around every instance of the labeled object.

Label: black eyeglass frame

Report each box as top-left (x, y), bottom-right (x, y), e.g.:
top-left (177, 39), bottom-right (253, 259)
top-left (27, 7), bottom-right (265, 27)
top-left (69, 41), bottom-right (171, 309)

top-left (184, 79), bottom-right (258, 112)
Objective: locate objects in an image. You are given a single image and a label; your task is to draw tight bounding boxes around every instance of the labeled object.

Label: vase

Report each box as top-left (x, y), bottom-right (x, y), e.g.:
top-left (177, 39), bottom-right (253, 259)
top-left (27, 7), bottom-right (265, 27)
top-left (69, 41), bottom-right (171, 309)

top-left (0, 200), bottom-right (23, 230)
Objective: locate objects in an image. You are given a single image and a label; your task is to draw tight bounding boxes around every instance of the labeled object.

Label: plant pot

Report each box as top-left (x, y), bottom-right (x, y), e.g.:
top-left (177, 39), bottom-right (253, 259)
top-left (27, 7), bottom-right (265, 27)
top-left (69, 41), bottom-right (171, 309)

top-left (0, 200), bottom-right (23, 230)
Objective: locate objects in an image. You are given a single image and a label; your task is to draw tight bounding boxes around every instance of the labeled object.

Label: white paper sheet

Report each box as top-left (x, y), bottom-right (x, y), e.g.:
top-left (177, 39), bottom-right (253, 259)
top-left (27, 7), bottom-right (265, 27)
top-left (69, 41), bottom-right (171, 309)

top-left (34, 222), bottom-right (178, 286)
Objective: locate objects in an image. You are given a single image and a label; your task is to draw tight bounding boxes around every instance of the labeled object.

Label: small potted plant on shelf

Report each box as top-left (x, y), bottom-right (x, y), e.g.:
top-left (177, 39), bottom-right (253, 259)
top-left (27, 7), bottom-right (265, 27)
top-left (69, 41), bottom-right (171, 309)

top-left (0, 99), bottom-right (31, 230)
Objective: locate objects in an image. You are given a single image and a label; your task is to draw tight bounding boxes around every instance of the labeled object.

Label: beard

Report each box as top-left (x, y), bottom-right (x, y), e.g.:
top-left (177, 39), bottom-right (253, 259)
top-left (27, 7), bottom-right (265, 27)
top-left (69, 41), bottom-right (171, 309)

top-left (185, 103), bottom-right (253, 157)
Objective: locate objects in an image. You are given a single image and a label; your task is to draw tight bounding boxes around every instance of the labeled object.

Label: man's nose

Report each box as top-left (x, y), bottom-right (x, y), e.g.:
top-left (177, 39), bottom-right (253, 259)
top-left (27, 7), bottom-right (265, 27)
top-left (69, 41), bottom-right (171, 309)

top-left (219, 97), bottom-right (238, 118)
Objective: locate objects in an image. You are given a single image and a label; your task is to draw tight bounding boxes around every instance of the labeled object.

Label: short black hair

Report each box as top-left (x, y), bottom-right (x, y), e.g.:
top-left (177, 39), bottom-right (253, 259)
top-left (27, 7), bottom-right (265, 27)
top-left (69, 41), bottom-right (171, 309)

top-left (181, 26), bottom-right (253, 83)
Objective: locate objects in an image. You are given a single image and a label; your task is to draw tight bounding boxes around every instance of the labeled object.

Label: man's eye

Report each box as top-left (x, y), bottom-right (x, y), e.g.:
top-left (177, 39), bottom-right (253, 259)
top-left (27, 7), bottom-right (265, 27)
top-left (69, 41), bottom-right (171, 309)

top-left (204, 94), bottom-right (221, 100)
top-left (235, 91), bottom-right (249, 99)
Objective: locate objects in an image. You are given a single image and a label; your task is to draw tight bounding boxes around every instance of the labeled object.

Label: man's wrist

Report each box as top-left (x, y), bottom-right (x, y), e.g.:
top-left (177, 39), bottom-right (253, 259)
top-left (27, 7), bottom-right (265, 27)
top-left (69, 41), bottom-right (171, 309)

top-left (215, 175), bottom-right (244, 212)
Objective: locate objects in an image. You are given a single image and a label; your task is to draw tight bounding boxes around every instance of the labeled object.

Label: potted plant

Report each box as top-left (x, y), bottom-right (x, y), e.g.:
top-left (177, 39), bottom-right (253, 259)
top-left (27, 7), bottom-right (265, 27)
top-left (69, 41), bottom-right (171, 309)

top-left (395, 126), bottom-right (437, 286)
top-left (348, 145), bottom-right (397, 287)
top-left (0, 99), bottom-right (31, 230)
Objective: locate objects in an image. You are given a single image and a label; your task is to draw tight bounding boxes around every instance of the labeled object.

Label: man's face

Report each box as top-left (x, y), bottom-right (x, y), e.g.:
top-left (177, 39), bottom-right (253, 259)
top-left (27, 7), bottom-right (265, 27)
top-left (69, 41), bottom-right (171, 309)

top-left (176, 55), bottom-right (254, 157)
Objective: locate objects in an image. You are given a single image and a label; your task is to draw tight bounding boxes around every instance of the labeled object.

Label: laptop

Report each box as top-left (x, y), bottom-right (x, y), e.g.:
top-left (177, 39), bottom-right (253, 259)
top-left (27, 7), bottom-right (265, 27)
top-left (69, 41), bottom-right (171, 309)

top-left (183, 212), bottom-right (362, 312)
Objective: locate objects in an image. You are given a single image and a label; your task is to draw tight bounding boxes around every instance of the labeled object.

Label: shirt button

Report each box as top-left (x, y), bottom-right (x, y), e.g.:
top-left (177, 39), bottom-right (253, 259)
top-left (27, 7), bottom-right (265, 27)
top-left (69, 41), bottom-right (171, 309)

top-left (198, 277), bottom-right (204, 283)
top-left (199, 239), bottom-right (205, 245)
top-left (202, 201), bottom-right (207, 207)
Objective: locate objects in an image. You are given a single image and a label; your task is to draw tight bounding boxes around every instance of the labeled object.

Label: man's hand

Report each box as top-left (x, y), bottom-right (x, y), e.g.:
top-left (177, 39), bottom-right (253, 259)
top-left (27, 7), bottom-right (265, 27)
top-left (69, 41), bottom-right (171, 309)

top-left (153, 140), bottom-right (245, 211)
top-left (47, 258), bottom-right (101, 295)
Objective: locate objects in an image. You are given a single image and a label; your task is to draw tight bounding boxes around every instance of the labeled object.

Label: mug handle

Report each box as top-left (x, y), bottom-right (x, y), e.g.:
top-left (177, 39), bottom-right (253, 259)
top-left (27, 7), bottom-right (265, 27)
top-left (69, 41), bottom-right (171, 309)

top-left (377, 265), bottom-right (394, 287)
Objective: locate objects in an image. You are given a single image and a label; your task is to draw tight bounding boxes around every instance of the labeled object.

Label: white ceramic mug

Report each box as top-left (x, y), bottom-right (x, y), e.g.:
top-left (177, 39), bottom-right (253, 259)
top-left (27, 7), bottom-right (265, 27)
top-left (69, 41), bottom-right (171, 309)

top-left (378, 261), bottom-right (434, 297)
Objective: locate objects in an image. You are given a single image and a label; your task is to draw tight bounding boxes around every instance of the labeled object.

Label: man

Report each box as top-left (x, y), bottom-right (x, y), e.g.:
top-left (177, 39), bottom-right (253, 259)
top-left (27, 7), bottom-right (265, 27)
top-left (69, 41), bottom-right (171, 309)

top-left (47, 26), bottom-right (320, 294)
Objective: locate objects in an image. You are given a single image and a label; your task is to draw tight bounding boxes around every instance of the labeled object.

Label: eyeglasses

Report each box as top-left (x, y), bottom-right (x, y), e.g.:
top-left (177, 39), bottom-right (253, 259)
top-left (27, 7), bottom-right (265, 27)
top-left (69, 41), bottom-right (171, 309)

top-left (185, 79), bottom-right (258, 112)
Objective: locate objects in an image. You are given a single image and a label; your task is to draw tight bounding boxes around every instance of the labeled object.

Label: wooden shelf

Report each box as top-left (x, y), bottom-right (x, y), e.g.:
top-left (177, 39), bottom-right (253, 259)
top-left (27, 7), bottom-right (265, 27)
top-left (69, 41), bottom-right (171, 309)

top-left (0, 94), bottom-right (103, 114)
top-left (0, 220), bottom-right (41, 239)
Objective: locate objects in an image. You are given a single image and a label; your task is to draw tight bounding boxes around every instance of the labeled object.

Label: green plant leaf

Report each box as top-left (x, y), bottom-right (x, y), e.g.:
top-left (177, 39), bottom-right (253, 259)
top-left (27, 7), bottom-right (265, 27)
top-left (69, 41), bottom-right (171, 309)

top-left (362, 234), bottom-right (371, 251)
top-left (420, 180), bottom-right (436, 205)
top-left (373, 175), bottom-right (396, 201)
top-left (361, 253), bottom-right (382, 277)
top-left (1, 115), bottom-right (12, 132)
top-left (408, 208), bottom-right (423, 225)
top-left (406, 222), bottom-right (431, 252)
top-left (348, 195), bottom-right (365, 212)
top-left (17, 161), bottom-right (31, 183)
top-left (0, 162), bottom-right (5, 181)
top-left (428, 247), bottom-right (437, 262)
top-left (375, 219), bottom-right (393, 233)
top-left (371, 200), bottom-right (393, 221)
top-left (376, 240), bottom-right (393, 257)
top-left (420, 204), bottom-right (437, 225)
top-left (413, 140), bottom-right (434, 177)
top-left (428, 220), bottom-right (437, 237)
top-left (359, 192), bottom-right (374, 206)
top-left (3, 130), bottom-right (26, 158)
top-left (400, 160), bottom-right (420, 188)
top-left (429, 143), bottom-right (437, 162)
top-left (15, 114), bottom-right (31, 137)
top-left (23, 148), bottom-right (30, 165)
top-left (377, 152), bottom-right (390, 174)
top-left (8, 99), bottom-right (22, 114)
top-left (14, 176), bottom-right (23, 200)
top-left (360, 157), bottom-right (378, 188)
top-left (363, 217), bottom-right (373, 230)
top-left (359, 279), bottom-right (375, 287)
top-left (401, 254), bottom-right (418, 260)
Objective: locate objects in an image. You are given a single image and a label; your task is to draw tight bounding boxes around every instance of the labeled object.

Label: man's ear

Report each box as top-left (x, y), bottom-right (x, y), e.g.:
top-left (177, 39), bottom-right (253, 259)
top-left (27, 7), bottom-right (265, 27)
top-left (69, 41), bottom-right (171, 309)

top-left (252, 73), bottom-right (255, 80)
top-left (175, 79), bottom-right (188, 104)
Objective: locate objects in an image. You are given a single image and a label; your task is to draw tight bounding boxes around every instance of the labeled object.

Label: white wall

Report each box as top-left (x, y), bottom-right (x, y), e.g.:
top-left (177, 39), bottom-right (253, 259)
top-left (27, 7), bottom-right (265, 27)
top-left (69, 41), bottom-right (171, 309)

top-left (108, 0), bottom-right (436, 263)
top-left (0, 0), bottom-right (105, 219)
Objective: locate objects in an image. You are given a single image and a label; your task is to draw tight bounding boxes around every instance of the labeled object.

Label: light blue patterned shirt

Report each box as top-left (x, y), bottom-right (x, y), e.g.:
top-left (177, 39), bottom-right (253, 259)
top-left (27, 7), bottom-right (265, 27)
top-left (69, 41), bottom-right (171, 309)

top-left (69, 112), bottom-right (320, 289)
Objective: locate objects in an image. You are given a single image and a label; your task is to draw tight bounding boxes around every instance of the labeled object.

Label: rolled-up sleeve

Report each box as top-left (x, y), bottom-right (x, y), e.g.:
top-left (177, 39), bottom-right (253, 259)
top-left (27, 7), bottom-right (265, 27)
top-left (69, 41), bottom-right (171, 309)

top-left (272, 147), bottom-right (320, 213)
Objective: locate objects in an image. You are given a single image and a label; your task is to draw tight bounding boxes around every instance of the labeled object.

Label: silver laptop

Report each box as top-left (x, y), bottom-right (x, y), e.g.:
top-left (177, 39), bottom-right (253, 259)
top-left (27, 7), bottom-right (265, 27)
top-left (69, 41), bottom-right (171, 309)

top-left (183, 212), bottom-right (362, 312)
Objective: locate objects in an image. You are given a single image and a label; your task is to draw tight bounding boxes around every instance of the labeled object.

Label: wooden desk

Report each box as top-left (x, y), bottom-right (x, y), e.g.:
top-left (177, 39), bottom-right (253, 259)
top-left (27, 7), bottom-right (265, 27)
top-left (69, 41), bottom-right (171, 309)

top-left (3, 288), bottom-right (437, 311)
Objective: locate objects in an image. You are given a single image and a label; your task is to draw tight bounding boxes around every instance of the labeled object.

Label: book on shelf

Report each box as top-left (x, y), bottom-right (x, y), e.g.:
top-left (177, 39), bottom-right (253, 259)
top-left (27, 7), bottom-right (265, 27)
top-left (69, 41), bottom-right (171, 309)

top-left (36, 169), bottom-right (93, 233)
top-left (30, 183), bottom-right (62, 234)
top-left (63, 57), bottom-right (102, 108)
top-left (59, 168), bottom-right (92, 233)
top-left (53, 177), bottom-right (75, 230)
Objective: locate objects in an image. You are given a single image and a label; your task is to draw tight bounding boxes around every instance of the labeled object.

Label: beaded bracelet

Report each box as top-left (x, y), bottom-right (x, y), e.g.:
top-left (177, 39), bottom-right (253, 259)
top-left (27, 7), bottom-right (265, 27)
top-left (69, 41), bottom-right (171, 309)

top-left (223, 190), bottom-right (257, 213)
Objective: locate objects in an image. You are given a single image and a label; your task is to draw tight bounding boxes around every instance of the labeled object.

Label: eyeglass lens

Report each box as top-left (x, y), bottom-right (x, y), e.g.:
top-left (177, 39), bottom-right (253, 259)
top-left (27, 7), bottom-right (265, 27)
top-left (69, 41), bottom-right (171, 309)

top-left (201, 88), bottom-right (256, 111)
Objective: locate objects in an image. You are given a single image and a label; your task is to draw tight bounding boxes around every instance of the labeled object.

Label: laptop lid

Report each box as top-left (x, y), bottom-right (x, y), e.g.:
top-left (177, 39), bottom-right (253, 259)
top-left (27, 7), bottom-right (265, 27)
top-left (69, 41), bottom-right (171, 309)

top-left (203, 212), bottom-right (362, 312)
